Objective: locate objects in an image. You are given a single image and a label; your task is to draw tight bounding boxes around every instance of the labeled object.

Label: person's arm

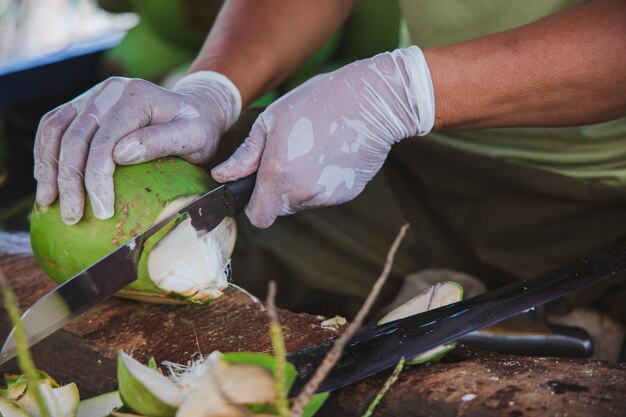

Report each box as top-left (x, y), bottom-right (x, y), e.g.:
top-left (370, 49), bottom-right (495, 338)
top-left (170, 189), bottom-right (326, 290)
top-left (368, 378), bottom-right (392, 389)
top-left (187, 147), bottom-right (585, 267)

top-left (190, 0), bottom-right (358, 106)
top-left (426, 0), bottom-right (626, 130)
top-left (211, 0), bottom-right (626, 228)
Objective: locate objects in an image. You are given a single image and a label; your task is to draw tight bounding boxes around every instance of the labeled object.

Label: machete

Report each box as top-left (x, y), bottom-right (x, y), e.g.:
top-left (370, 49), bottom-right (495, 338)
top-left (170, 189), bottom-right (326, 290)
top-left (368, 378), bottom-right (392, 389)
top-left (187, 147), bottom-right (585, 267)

top-left (286, 240), bottom-right (626, 395)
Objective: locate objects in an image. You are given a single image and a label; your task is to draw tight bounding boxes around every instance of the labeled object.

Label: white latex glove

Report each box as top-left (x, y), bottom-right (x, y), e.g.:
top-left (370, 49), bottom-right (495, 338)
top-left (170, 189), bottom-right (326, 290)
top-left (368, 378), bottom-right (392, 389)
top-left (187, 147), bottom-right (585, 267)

top-left (212, 46), bottom-right (435, 228)
top-left (34, 71), bottom-right (241, 225)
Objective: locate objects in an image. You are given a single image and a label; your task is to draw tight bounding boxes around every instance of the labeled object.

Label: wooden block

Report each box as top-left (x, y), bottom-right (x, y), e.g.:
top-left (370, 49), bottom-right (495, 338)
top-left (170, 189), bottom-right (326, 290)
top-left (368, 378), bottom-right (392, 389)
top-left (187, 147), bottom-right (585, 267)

top-left (1, 232), bottom-right (626, 416)
top-left (0, 233), bottom-right (339, 397)
top-left (325, 346), bottom-right (626, 417)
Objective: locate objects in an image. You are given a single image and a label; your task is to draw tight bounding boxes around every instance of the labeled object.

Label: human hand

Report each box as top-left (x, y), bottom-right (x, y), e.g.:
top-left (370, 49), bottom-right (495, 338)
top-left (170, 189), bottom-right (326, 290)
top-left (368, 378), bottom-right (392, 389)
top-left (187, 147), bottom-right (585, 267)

top-left (34, 71), bottom-right (241, 224)
top-left (212, 46), bottom-right (435, 228)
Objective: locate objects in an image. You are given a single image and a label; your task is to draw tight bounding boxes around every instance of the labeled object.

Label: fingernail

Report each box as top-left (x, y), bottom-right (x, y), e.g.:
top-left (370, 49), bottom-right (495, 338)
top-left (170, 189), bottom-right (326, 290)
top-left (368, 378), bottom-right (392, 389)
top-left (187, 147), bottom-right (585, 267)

top-left (93, 205), bottom-right (114, 220)
top-left (90, 193), bottom-right (114, 220)
top-left (62, 208), bottom-right (80, 225)
top-left (60, 196), bottom-right (82, 225)
top-left (114, 139), bottom-right (146, 164)
top-left (63, 216), bottom-right (80, 226)
top-left (245, 206), bottom-right (275, 229)
top-left (36, 185), bottom-right (52, 206)
top-left (211, 160), bottom-right (234, 180)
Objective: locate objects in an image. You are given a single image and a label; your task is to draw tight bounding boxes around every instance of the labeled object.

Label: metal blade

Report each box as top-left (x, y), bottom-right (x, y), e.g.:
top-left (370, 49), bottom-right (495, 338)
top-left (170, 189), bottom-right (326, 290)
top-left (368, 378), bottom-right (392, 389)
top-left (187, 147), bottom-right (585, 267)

top-left (0, 240), bottom-right (140, 365)
top-left (287, 241), bottom-right (626, 395)
top-left (0, 175), bottom-right (258, 365)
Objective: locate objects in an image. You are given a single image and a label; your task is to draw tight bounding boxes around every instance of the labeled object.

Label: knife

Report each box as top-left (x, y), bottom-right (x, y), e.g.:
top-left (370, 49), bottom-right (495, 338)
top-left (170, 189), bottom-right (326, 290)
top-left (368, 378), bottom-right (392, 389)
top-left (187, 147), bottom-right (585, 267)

top-left (286, 240), bottom-right (626, 395)
top-left (459, 321), bottom-right (593, 358)
top-left (0, 174), bottom-right (257, 366)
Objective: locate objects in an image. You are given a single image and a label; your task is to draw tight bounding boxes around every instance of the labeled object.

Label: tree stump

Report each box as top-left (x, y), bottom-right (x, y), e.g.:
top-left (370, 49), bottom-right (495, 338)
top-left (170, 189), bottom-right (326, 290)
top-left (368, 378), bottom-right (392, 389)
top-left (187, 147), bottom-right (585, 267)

top-left (1, 232), bottom-right (625, 416)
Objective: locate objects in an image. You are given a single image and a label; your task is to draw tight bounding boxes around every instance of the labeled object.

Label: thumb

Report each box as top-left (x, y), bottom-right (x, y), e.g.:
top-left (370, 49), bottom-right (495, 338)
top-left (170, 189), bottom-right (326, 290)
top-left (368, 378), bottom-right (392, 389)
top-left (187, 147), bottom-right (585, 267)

top-left (211, 122), bottom-right (266, 183)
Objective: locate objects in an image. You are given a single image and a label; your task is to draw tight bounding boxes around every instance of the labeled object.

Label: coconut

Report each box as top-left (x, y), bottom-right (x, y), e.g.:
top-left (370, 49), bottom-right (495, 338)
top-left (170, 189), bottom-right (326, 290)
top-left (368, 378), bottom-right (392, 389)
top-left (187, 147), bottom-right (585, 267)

top-left (175, 351), bottom-right (276, 417)
top-left (0, 397), bottom-right (29, 417)
top-left (30, 157), bottom-right (236, 305)
top-left (37, 382), bottom-right (80, 417)
top-left (3, 374), bottom-right (79, 417)
top-left (102, 23), bottom-right (195, 82)
top-left (379, 281), bottom-right (464, 364)
top-left (118, 352), bottom-right (182, 417)
top-left (117, 351), bottom-right (328, 417)
top-left (76, 391), bottom-right (122, 417)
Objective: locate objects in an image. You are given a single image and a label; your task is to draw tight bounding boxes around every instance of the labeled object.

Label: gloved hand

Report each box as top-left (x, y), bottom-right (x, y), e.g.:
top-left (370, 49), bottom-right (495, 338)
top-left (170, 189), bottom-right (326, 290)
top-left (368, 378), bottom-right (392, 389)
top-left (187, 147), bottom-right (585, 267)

top-left (34, 71), bottom-right (241, 225)
top-left (212, 46), bottom-right (435, 228)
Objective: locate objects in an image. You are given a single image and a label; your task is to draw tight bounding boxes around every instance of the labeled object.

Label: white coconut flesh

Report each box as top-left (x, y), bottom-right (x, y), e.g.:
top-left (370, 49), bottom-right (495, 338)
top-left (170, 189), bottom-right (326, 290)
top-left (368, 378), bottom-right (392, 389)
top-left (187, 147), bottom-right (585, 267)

top-left (4, 382), bottom-right (27, 402)
top-left (119, 351), bottom-right (184, 410)
top-left (0, 397), bottom-right (29, 417)
top-left (175, 352), bottom-right (275, 417)
top-left (379, 281), bottom-right (463, 364)
top-left (39, 382), bottom-right (80, 417)
top-left (148, 196), bottom-right (237, 301)
top-left (13, 380), bottom-right (80, 417)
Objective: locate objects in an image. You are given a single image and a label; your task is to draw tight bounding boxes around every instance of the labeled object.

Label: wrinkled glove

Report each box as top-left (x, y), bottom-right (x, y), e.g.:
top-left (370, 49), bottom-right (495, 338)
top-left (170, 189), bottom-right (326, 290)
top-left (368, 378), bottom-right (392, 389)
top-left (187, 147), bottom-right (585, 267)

top-left (212, 46), bottom-right (435, 228)
top-left (34, 71), bottom-right (241, 225)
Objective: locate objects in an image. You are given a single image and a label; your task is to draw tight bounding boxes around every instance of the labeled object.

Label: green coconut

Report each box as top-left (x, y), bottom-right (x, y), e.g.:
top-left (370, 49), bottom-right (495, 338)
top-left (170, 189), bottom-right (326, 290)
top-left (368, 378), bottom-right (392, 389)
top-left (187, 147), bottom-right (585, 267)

top-left (30, 157), bottom-right (236, 305)
top-left (379, 281), bottom-right (464, 365)
top-left (334, 0), bottom-right (401, 62)
top-left (129, 0), bottom-right (223, 52)
top-left (76, 391), bottom-right (123, 417)
top-left (117, 351), bottom-right (328, 417)
top-left (2, 374), bottom-right (79, 417)
top-left (102, 23), bottom-right (195, 83)
top-left (118, 352), bottom-right (182, 417)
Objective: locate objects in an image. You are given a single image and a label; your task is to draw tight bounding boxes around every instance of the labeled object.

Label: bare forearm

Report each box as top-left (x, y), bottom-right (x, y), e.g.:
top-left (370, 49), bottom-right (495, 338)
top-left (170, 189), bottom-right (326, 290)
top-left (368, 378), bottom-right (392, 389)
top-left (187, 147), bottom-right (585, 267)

top-left (189, 0), bottom-right (357, 106)
top-left (426, 0), bottom-right (626, 131)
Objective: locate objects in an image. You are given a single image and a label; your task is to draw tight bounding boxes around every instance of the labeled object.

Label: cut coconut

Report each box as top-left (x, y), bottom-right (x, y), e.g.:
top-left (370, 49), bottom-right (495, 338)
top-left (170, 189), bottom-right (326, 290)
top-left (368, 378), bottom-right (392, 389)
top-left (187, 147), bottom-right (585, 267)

top-left (116, 351), bottom-right (327, 417)
top-left (3, 380), bottom-right (27, 403)
top-left (0, 397), bottom-right (29, 417)
top-left (379, 281), bottom-right (463, 364)
top-left (76, 391), bottom-right (123, 417)
top-left (39, 382), bottom-right (80, 417)
top-left (31, 157), bottom-right (237, 305)
top-left (12, 380), bottom-right (79, 417)
top-left (147, 196), bottom-right (236, 304)
top-left (175, 351), bottom-right (275, 417)
top-left (118, 351), bottom-right (183, 417)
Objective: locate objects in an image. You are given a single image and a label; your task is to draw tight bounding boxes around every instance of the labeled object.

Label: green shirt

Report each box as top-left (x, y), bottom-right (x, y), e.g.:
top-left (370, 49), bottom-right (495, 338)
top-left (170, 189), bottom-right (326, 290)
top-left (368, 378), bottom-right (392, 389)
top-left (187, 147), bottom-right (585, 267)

top-left (398, 0), bottom-right (626, 188)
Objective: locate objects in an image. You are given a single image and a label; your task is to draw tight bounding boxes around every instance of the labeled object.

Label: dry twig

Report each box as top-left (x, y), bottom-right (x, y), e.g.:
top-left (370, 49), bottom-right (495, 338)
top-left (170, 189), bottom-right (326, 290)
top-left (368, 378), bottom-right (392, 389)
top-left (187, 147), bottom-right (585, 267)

top-left (290, 223), bottom-right (410, 417)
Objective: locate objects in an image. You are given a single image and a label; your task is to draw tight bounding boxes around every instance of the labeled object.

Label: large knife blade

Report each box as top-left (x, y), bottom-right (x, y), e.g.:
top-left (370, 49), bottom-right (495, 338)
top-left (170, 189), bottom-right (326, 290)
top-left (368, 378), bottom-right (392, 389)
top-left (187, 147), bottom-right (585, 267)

top-left (0, 174), bottom-right (256, 365)
top-left (287, 241), bottom-right (626, 395)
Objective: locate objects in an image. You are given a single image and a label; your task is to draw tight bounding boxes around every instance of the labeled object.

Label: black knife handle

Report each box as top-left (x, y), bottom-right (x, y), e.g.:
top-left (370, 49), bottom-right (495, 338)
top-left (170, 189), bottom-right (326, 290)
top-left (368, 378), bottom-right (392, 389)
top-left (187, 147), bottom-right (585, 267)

top-left (224, 174), bottom-right (257, 217)
top-left (459, 323), bottom-right (593, 358)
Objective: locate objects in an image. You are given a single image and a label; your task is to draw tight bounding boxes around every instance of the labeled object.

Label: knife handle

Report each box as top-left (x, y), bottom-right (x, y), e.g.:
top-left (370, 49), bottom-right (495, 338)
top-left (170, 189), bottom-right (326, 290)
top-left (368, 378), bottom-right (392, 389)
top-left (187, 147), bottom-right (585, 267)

top-left (224, 174), bottom-right (257, 217)
top-left (459, 323), bottom-right (593, 358)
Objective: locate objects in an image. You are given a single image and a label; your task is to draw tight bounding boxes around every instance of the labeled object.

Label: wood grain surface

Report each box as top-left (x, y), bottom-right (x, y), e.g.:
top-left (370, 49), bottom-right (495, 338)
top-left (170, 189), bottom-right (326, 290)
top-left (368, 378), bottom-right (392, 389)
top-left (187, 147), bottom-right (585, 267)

top-left (1, 232), bottom-right (625, 416)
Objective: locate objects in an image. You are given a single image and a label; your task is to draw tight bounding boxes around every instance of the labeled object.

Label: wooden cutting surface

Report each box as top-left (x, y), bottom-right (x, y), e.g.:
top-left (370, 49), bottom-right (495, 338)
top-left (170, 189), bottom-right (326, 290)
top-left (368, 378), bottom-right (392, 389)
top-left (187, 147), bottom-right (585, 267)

top-left (1, 232), bottom-right (625, 416)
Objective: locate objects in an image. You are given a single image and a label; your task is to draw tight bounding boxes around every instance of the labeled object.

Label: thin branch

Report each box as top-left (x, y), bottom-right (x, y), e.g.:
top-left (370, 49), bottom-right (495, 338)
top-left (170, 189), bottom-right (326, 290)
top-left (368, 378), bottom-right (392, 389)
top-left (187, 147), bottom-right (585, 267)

top-left (267, 281), bottom-right (289, 417)
top-left (290, 223), bottom-right (410, 417)
top-left (361, 357), bottom-right (405, 417)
